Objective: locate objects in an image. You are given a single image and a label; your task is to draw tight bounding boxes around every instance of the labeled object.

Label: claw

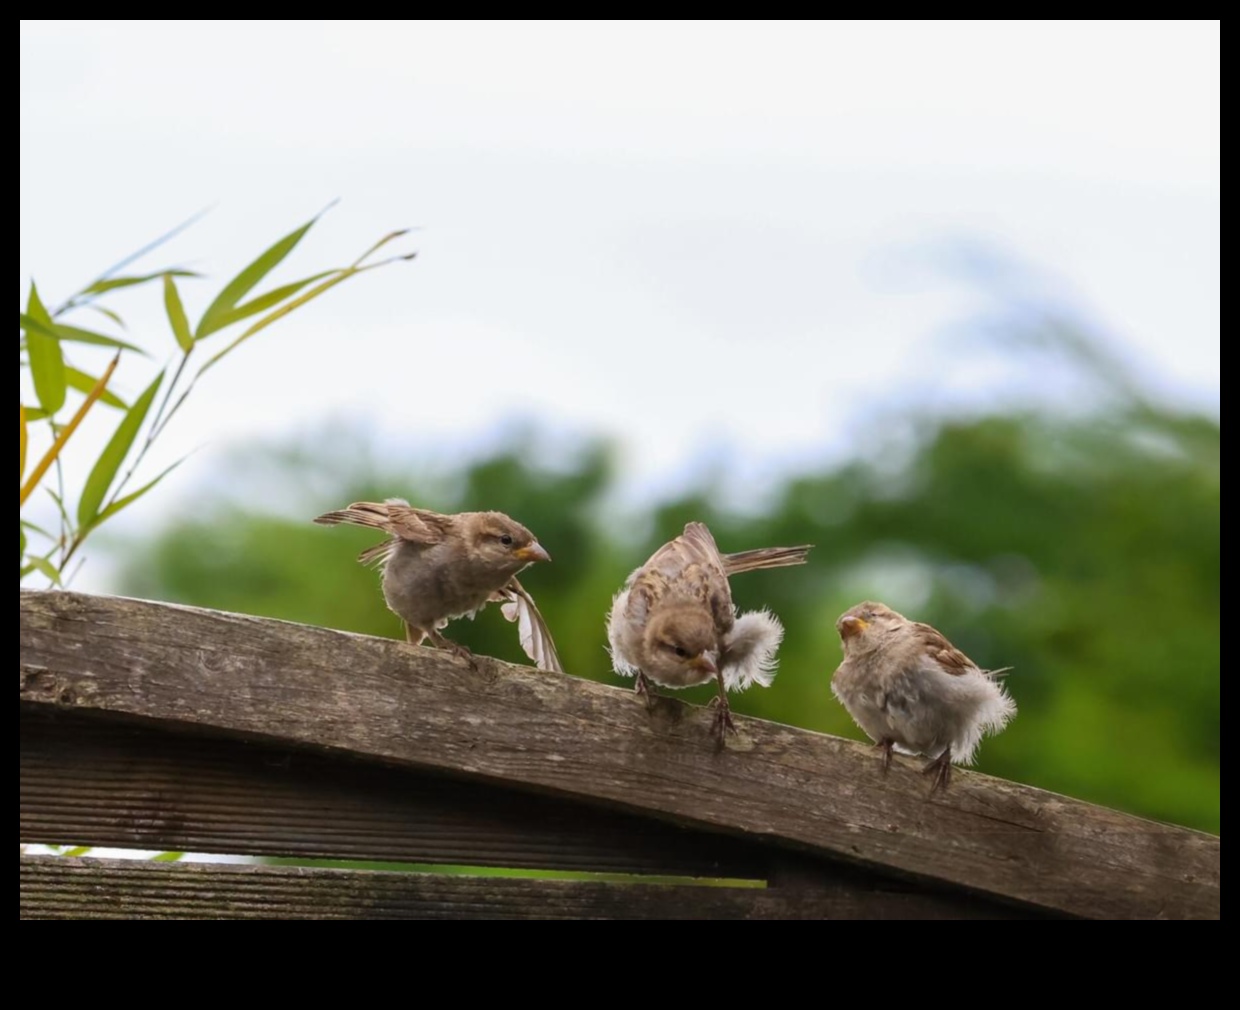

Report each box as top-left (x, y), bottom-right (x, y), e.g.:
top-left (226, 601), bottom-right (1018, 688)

top-left (875, 738), bottom-right (894, 775)
top-left (923, 750), bottom-right (953, 793)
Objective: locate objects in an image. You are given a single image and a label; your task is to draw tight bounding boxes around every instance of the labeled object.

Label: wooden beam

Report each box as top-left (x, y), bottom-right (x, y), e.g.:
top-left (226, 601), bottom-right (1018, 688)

top-left (20, 708), bottom-right (767, 879)
top-left (19, 591), bottom-right (1220, 919)
top-left (20, 856), bottom-right (1029, 920)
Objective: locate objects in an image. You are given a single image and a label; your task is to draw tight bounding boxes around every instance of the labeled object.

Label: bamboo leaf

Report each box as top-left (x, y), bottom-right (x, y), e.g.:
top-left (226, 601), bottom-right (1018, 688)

top-left (163, 275), bottom-right (194, 352)
top-left (195, 207), bottom-right (333, 339)
top-left (25, 284), bottom-right (66, 415)
top-left (76, 370), bottom-right (164, 528)
top-left (352, 228), bottom-right (413, 267)
top-left (66, 367), bottom-right (127, 409)
top-left (20, 405), bottom-right (28, 481)
top-left (92, 458), bottom-right (183, 525)
top-left (196, 271), bottom-right (337, 338)
top-left (88, 304), bottom-right (127, 329)
top-left (22, 405), bottom-right (49, 421)
top-left (81, 269), bottom-right (199, 296)
top-left (20, 354), bottom-right (122, 508)
top-left (68, 208), bottom-right (209, 306)
top-left (29, 554), bottom-right (62, 586)
top-left (150, 851), bottom-right (184, 862)
top-left (63, 846), bottom-right (92, 858)
top-left (200, 270), bottom-right (352, 375)
top-left (20, 314), bottom-right (145, 355)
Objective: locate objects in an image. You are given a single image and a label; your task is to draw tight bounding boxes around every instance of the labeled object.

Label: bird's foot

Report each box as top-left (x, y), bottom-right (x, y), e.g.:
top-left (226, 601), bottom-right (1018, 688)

top-left (431, 632), bottom-right (479, 671)
top-left (634, 671), bottom-right (659, 708)
top-left (875, 738), bottom-right (894, 775)
top-left (708, 695), bottom-right (736, 742)
top-left (922, 750), bottom-right (953, 793)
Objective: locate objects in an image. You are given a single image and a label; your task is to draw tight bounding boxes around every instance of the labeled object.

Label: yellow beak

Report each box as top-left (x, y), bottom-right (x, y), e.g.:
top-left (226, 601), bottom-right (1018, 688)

top-left (838, 615), bottom-right (867, 640)
top-left (514, 542), bottom-right (552, 564)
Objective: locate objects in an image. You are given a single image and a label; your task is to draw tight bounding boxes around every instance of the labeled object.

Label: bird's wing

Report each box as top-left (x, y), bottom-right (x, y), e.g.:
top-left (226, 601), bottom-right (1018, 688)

top-left (910, 621), bottom-right (976, 675)
top-left (496, 577), bottom-right (565, 673)
top-left (314, 498), bottom-right (454, 545)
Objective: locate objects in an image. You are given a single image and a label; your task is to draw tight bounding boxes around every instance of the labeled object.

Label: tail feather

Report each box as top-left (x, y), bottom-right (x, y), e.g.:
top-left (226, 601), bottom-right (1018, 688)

top-left (313, 501), bottom-right (393, 531)
top-left (722, 545), bottom-right (813, 576)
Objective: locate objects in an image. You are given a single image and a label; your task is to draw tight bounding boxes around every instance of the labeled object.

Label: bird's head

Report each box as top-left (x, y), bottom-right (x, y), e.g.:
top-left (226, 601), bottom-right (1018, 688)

top-left (642, 605), bottom-right (721, 683)
top-left (462, 512), bottom-right (551, 574)
top-left (836, 601), bottom-right (901, 654)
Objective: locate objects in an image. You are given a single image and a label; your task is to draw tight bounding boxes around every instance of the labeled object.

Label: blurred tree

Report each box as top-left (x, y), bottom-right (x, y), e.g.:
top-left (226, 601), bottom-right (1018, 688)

top-left (116, 328), bottom-right (1220, 833)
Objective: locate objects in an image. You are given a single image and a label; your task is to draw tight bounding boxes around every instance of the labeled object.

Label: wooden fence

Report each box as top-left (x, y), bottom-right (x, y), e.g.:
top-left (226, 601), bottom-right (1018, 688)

top-left (19, 591), bottom-right (1220, 919)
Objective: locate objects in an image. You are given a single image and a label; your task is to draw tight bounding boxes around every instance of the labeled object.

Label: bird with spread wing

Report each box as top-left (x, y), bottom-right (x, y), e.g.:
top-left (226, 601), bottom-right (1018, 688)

top-left (314, 499), bottom-right (562, 673)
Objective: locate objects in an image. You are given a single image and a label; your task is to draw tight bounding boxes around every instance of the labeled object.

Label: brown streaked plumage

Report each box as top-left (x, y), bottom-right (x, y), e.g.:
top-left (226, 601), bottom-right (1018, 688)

top-left (831, 601), bottom-right (1015, 791)
top-left (314, 499), bottom-right (562, 672)
top-left (607, 521), bottom-right (812, 740)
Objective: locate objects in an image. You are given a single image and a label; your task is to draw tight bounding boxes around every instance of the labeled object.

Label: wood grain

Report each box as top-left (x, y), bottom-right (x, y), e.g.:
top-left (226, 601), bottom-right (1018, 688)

top-left (19, 591), bottom-right (1220, 919)
top-left (20, 856), bottom-right (1029, 920)
top-left (20, 708), bottom-right (766, 879)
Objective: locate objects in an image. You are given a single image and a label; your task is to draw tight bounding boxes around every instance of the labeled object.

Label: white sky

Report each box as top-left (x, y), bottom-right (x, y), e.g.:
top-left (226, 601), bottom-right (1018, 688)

top-left (20, 20), bottom-right (1220, 584)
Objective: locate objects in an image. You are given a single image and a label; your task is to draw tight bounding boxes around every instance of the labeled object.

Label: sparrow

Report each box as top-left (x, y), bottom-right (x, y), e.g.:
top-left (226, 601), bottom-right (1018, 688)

top-left (830, 601), bottom-right (1016, 791)
top-left (607, 521), bottom-right (812, 740)
top-left (314, 499), bottom-right (563, 673)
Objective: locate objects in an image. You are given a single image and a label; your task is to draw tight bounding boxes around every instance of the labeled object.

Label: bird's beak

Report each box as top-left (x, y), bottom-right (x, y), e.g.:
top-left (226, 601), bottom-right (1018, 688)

top-left (514, 542), bottom-right (552, 564)
top-left (838, 615), bottom-right (867, 640)
top-left (690, 653), bottom-right (718, 675)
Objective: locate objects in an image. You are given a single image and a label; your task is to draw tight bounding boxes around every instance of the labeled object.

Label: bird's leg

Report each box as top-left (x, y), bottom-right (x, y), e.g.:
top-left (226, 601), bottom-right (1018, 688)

top-left (634, 670), bottom-right (659, 707)
top-left (875, 738), bottom-right (895, 774)
top-left (428, 629), bottom-right (479, 670)
top-left (923, 749), bottom-right (953, 793)
top-left (708, 669), bottom-right (736, 741)
top-left (403, 622), bottom-right (422, 645)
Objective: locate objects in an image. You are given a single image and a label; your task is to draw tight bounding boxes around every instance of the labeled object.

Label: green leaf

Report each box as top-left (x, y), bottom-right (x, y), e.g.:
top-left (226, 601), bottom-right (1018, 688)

top-left (76, 371), bottom-right (164, 529)
top-left (201, 270), bottom-right (351, 374)
top-left (150, 851), bottom-right (184, 862)
top-left (163, 274), bottom-right (194, 352)
top-left (56, 323), bottom-right (147, 355)
top-left (20, 525), bottom-right (26, 564)
top-left (62, 846), bottom-right (92, 858)
top-left (24, 284), bottom-right (67, 415)
top-left (88, 304), bottom-right (127, 329)
top-left (66, 367), bottom-right (127, 409)
top-left (195, 207), bottom-right (332, 340)
top-left (21, 518), bottom-right (55, 538)
top-left (29, 554), bottom-right (62, 586)
top-left (195, 271), bottom-right (337, 338)
top-left (21, 314), bottom-right (146, 355)
top-left (81, 269), bottom-right (199, 296)
top-left (22, 405), bottom-right (50, 421)
top-left (92, 458), bottom-right (184, 525)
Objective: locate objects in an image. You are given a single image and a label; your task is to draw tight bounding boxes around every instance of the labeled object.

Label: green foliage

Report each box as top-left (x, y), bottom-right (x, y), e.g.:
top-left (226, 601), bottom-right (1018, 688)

top-left (19, 209), bottom-right (415, 584)
top-left (117, 394), bottom-right (1220, 833)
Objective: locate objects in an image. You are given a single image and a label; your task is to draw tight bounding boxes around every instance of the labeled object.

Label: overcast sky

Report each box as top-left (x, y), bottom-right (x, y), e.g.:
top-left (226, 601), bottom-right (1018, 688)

top-left (20, 20), bottom-right (1220, 578)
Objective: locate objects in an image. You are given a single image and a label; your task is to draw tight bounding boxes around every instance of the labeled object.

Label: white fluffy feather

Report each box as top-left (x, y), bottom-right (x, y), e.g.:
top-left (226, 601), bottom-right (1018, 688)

top-left (721, 609), bottom-right (784, 691)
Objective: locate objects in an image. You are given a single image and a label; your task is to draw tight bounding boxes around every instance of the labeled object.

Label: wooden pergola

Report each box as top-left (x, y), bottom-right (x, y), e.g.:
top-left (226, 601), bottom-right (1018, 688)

top-left (19, 592), bottom-right (1220, 919)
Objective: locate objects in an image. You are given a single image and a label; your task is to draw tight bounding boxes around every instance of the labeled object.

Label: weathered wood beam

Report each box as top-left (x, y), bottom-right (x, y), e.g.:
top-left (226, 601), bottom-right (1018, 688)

top-left (19, 591), bottom-right (1220, 919)
top-left (20, 709), bottom-right (768, 879)
top-left (19, 856), bottom-right (1027, 920)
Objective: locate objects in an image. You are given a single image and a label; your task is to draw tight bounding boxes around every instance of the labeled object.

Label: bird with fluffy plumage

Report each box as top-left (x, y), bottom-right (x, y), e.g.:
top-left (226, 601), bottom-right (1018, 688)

top-left (607, 521), bottom-right (812, 740)
top-left (314, 499), bottom-right (562, 672)
top-left (830, 601), bottom-right (1015, 791)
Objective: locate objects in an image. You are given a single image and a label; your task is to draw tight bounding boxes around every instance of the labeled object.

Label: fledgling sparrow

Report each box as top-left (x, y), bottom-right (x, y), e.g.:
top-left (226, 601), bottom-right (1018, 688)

top-left (314, 499), bottom-right (563, 672)
top-left (607, 521), bottom-right (812, 740)
top-left (831, 601), bottom-right (1015, 791)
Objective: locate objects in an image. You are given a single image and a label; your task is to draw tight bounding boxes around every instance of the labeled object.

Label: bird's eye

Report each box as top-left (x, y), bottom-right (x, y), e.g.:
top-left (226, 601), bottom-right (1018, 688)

top-left (673, 646), bottom-right (688, 658)
top-left (499, 535), bottom-right (513, 546)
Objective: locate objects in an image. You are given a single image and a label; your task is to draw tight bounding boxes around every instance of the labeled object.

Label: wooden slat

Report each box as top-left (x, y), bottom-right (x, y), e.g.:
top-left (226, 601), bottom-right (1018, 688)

top-left (19, 591), bottom-right (1221, 919)
top-left (20, 708), bottom-right (765, 879)
top-left (20, 856), bottom-right (1031, 920)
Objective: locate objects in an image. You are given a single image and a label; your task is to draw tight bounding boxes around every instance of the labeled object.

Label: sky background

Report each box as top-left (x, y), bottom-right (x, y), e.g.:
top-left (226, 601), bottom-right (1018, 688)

top-left (20, 20), bottom-right (1220, 590)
